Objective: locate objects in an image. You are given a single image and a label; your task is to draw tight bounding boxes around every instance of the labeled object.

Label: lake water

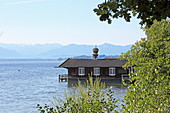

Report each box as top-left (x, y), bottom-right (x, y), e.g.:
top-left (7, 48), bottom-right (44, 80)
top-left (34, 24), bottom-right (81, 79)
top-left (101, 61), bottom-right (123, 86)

top-left (0, 59), bottom-right (126, 113)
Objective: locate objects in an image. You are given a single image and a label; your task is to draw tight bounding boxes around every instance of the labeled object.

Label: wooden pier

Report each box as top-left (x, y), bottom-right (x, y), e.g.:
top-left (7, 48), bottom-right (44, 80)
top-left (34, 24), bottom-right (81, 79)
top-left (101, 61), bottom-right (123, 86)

top-left (59, 74), bottom-right (130, 83)
top-left (59, 74), bottom-right (68, 82)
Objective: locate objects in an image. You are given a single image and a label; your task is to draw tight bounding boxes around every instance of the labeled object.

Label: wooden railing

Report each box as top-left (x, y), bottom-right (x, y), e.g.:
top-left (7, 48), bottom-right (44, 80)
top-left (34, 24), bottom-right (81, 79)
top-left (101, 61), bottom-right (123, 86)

top-left (121, 74), bottom-right (130, 84)
top-left (59, 74), bottom-right (68, 82)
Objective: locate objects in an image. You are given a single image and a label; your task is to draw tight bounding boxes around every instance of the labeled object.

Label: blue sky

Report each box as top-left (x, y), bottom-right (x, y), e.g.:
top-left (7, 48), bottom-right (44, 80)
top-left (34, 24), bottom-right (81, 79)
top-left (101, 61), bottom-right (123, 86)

top-left (0, 0), bottom-right (145, 45)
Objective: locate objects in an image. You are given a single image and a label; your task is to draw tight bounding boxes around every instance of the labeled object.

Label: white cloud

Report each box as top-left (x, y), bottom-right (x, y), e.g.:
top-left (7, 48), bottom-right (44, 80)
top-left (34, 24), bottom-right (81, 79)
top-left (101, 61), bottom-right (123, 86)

top-left (7, 0), bottom-right (47, 5)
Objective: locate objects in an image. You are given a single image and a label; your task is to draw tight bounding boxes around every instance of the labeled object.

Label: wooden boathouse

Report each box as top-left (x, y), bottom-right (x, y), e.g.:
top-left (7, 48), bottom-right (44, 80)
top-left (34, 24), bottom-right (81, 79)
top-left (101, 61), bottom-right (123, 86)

top-left (58, 46), bottom-right (129, 84)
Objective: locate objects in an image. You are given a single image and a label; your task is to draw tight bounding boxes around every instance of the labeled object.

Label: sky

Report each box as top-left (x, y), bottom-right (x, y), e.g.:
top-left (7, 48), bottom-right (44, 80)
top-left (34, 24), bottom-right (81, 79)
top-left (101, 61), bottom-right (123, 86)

top-left (0, 0), bottom-right (145, 45)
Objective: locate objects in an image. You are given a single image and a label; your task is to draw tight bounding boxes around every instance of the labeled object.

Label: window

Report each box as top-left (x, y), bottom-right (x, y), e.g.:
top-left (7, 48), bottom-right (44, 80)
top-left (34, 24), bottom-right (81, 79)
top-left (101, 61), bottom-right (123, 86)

top-left (109, 67), bottom-right (116, 76)
top-left (78, 68), bottom-right (85, 76)
top-left (94, 67), bottom-right (100, 76)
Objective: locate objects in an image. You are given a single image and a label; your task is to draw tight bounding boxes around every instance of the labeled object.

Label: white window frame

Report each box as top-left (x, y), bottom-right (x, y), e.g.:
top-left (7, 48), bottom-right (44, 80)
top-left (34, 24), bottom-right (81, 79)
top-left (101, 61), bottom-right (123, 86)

top-left (109, 67), bottom-right (116, 76)
top-left (78, 67), bottom-right (85, 76)
top-left (93, 67), bottom-right (100, 76)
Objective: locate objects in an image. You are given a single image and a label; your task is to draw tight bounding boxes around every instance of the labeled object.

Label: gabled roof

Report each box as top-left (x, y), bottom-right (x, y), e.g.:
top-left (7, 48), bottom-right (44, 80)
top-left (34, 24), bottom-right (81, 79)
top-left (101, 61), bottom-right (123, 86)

top-left (59, 58), bottom-right (127, 68)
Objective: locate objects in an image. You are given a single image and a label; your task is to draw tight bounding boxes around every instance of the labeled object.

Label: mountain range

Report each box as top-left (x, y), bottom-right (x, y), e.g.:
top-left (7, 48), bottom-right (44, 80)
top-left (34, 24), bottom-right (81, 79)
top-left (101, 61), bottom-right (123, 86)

top-left (0, 47), bottom-right (22, 58)
top-left (0, 43), bottom-right (131, 58)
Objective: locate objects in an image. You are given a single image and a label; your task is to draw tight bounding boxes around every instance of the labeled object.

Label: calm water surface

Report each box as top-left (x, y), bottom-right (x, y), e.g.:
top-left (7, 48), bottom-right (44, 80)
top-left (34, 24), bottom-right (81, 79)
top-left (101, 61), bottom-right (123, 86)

top-left (0, 59), bottom-right (126, 113)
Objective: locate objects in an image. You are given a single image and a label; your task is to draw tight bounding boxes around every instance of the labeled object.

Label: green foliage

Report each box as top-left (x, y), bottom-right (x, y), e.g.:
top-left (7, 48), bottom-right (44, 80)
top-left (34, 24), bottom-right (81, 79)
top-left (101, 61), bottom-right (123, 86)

top-left (37, 77), bottom-right (118, 113)
top-left (94, 0), bottom-right (170, 26)
top-left (121, 20), bottom-right (170, 112)
top-left (37, 104), bottom-right (57, 113)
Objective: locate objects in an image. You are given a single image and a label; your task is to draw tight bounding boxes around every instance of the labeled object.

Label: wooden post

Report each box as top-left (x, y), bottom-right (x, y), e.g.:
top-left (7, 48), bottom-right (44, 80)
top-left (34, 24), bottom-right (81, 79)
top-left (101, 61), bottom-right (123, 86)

top-left (59, 75), bottom-right (60, 82)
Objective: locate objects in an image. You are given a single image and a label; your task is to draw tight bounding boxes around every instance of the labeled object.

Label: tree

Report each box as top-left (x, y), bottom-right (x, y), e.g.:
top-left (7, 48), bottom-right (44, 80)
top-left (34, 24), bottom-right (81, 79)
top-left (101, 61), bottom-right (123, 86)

top-left (121, 20), bottom-right (170, 112)
top-left (94, 0), bottom-right (170, 26)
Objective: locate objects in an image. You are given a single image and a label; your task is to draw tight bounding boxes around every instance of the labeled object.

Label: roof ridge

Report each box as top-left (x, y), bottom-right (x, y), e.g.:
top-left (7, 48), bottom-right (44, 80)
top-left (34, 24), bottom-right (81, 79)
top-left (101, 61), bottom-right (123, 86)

top-left (58, 58), bottom-right (70, 67)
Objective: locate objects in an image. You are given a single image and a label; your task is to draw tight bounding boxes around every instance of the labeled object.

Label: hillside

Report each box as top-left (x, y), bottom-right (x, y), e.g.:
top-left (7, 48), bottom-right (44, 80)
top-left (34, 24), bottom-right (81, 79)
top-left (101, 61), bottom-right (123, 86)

top-left (0, 47), bottom-right (22, 58)
top-left (0, 43), bottom-right (62, 57)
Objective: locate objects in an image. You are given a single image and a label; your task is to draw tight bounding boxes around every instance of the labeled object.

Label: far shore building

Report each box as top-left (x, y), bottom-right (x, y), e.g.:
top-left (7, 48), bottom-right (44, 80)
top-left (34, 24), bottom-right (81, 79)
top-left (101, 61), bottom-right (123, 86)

top-left (58, 46), bottom-right (129, 84)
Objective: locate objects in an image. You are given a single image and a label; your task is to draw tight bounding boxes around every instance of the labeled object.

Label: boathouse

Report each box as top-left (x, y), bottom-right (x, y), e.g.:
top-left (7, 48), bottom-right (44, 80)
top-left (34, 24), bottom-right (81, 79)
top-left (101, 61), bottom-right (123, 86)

top-left (58, 47), bottom-right (129, 83)
top-left (59, 58), bottom-right (127, 78)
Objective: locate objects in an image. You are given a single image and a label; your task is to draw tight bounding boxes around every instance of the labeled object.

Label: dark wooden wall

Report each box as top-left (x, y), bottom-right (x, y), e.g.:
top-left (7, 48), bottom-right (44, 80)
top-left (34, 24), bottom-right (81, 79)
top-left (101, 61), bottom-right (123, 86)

top-left (68, 67), bottom-right (128, 78)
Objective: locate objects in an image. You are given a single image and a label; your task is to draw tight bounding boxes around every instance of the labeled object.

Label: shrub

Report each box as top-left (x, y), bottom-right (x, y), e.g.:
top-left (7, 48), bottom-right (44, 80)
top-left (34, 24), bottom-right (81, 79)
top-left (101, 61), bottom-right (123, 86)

top-left (37, 77), bottom-right (118, 113)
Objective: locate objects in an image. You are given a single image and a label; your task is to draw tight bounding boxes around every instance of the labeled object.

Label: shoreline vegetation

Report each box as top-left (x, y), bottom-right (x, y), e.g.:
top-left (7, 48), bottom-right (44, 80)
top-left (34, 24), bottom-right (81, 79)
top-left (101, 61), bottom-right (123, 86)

top-left (37, 20), bottom-right (170, 113)
top-left (37, 77), bottom-right (119, 113)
